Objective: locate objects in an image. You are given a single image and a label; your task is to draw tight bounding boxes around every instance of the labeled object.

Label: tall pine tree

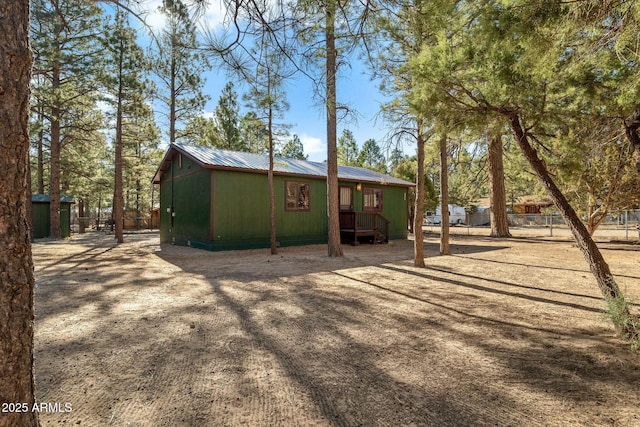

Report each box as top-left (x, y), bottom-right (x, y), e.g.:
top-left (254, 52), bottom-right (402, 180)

top-left (409, 0), bottom-right (639, 343)
top-left (152, 0), bottom-right (209, 145)
top-left (31, 0), bottom-right (104, 238)
top-left (101, 11), bottom-right (155, 242)
top-left (0, 0), bottom-right (39, 424)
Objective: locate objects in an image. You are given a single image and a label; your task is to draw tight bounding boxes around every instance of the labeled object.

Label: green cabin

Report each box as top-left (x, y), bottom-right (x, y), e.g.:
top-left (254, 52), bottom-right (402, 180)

top-left (152, 144), bottom-right (414, 251)
top-left (31, 194), bottom-right (74, 239)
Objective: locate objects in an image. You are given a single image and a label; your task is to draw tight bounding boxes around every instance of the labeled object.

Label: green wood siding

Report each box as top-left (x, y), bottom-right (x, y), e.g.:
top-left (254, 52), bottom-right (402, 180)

top-left (377, 186), bottom-right (409, 239)
top-left (159, 156), bottom-right (211, 246)
top-left (210, 170), bottom-right (327, 250)
top-left (60, 204), bottom-right (71, 238)
top-left (31, 202), bottom-right (50, 239)
top-left (31, 201), bottom-right (72, 239)
top-left (159, 172), bottom-right (172, 242)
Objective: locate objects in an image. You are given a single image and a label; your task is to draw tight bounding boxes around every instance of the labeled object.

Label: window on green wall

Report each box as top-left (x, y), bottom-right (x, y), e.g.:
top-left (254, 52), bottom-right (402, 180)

top-left (285, 181), bottom-right (310, 211)
top-left (363, 187), bottom-right (383, 212)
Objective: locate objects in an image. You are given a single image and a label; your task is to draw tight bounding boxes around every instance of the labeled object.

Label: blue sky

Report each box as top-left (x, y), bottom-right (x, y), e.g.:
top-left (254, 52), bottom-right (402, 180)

top-left (200, 60), bottom-right (396, 162)
top-left (127, 0), bottom-right (408, 163)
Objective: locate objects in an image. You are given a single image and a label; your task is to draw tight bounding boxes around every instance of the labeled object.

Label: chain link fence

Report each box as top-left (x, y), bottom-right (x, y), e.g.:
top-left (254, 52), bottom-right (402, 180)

top-left (462, 209), bottom-right (640, 241)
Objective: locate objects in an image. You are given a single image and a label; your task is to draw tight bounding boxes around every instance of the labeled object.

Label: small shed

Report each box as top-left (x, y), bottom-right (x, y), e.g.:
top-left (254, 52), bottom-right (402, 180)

top-left (31, 194), bottom-right (75, 238)
top-left (152, 144), bottom-right (414, 251)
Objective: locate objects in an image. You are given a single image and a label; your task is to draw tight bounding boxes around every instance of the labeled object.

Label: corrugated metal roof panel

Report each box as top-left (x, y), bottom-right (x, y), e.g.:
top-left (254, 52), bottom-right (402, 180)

top-left (170, 144), bottom-right (413, 187)
top-left (32, 194), bottom-right (75, 203)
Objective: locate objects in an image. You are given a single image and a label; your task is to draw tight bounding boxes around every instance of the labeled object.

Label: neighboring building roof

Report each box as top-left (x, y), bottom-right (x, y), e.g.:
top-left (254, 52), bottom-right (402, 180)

top-left (516, 195), bottom-right (553, 205)
top-left (153, 143), bottom-right (414, 187)
top-left (473, 197), bottom-right (491, 209)
top-left (32, 194), bottom-right (75, 203)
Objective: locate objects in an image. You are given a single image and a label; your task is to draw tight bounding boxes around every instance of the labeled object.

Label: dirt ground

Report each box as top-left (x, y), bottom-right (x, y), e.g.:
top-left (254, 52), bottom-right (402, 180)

top-left (32, 230), bottom-right (640, 426)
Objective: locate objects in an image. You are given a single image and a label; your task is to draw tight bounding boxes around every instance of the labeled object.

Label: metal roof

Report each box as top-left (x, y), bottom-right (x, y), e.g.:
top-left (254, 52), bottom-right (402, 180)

top-left (153, 143), bottom-right (414, 187)
top-left (32, 194), bottom-right (75, 203)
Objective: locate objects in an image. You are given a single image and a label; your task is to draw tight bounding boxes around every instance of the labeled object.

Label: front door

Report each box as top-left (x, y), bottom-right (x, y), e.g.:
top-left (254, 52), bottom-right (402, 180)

top-left (339, 186), bottom-right (354, 211)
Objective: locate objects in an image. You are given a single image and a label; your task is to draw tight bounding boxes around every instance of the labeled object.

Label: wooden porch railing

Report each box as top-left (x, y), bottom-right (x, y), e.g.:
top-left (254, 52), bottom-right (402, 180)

top-left (339, 211), bottom-right (390, 245)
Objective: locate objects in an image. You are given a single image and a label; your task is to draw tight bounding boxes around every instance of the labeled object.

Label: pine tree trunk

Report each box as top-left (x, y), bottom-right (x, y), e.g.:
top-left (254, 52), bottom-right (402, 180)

top-left (325, 0), bottom-right (343, 257)
top-left (114, 123), bottom-right (124, 243)
top-left (98, 195), bottom-right (102, 230)
top-left (136, 179), bottom-right (141, 229)
top-left (408, 199), bottom-right (415, 233)
top-left (37, 106), bottom-right (45, 194)
top-left (414, 120), bottom-right (426, 267)
top-left (114, 47), bottom-right (125, 244)
top-left (488, 133), bottom-right (511, 237)
top-left (79, 198), bottom-right (86, 234)
top-left (586, 202), bottom-right (595, 235)
top-left (408, 183), bottom-right (415, 233)
top-left (439, 134), bottom-right (450, 255)
top-left (0, 0), bottom-right (40, 424)
top-left (268, 88), bottom-right (277, 255)
top-left (509, 113), bottom-right (634, 334)
top-left (269, 162), bottom-right (277, 255)
top-left (27, 160), bottom-right (34, 243)
top-left (49, 60), bottom-right (62, 239)
top-left (169, 40), bottom-right (177, 144)
top-left (624, 111), bottom-right (640, 174)
top-left (586, 201), bottom-right (608, 237)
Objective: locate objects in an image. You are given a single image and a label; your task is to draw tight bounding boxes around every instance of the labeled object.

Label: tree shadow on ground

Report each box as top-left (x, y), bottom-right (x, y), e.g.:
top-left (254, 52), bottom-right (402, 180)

top-left (177, 267), bottom-right (526, 425)
top-left (33, 233), bottom-right (640, 426)
top-left (454, 254), bottom-right (640, 281)
top-left (381, 265), bottom-right (604, 312)
top-left (35, 236), bottom-right (114, 272)
top-left (156, 239), bottom-right (639, 426)
top-left (330, 265), bottom-right (640, 425)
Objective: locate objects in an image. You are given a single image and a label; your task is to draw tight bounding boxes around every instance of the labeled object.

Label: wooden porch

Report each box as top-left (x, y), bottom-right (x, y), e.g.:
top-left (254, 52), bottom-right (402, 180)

top-left (339, 211), bottom-right (390, 245)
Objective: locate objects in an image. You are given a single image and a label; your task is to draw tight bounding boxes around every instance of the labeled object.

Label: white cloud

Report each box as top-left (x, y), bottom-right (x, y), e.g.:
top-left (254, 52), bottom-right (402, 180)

top-left (299, 134), bottom-right (325, 158)
top-left (201, 1), bottom-right (225, 30)
top-left (135, 0), bottom-right (225, 33)
top-left (201, 110), bottom-right (215, 120)
top-left (137, 0), bottom-right (165, 31)
top-left (96, 99), bottom-right (113, 115)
